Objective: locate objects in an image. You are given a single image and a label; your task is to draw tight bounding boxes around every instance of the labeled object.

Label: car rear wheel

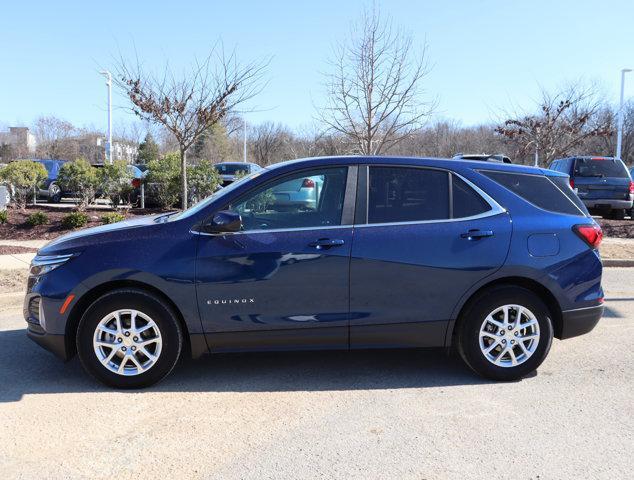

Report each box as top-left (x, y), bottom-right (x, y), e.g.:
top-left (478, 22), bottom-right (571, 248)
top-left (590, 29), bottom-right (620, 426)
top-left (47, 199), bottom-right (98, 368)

top-left (610, 209), bottom-right (625, 220)
top-left (457, 286), bottom-right (553, 381)
top-left (76, 289), bottom-right (182, 389)
top-left (48, 183), bottom-right (62, 203)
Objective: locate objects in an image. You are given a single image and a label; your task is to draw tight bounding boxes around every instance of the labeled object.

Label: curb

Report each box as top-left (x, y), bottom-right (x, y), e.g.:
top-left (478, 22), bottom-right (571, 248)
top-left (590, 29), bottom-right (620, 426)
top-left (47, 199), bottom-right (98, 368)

top-left (603, 259), bottom-right (634, 268)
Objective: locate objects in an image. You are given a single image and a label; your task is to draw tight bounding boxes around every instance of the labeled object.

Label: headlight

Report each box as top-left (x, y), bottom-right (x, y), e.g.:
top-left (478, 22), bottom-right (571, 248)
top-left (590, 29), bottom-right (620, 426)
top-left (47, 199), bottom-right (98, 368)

top-left (29, 253), bottom-right (76, 276)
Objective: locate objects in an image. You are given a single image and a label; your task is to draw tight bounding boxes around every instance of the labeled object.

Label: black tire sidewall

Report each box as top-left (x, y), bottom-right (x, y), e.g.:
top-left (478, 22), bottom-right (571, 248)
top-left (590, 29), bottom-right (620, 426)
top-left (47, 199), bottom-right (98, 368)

top-left (49, 183), bottom-right (62, 203)
top-left (458, 286), bottom-right (553, 381)
top-left (76, 289), bottom-right (182, 389)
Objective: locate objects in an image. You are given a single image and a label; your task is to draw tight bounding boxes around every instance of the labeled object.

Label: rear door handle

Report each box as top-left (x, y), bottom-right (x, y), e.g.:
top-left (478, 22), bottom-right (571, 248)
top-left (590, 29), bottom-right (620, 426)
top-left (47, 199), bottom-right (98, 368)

top-left (460, 229), bottom-right (494, 240)
top-left (309, 238), bottom-right (345, 250)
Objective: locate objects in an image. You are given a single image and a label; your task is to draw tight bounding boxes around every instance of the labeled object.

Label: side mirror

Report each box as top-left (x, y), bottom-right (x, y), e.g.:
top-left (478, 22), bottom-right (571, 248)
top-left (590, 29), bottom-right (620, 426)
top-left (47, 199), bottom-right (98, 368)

top-left (204, 210), bottom-right (242, 234)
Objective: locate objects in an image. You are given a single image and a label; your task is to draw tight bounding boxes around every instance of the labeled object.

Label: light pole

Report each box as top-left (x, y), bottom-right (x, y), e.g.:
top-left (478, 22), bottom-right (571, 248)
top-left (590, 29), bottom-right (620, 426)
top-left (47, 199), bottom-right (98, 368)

top-left (100, 70), bottom-right (113, 164)
top-left (615, 68), bottom-right (632, 160)
top-left (243, 117), bottom-right (247, 163)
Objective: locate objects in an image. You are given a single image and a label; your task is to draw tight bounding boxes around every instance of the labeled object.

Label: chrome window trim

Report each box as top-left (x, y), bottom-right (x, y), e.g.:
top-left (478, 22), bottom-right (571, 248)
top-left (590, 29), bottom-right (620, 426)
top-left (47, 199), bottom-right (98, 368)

top-left (192, 165), bottom-right (507, 236)
top-left (353, 210), bottom-right (507, 229)
top-left (192, 224), bottom-right (353, 236)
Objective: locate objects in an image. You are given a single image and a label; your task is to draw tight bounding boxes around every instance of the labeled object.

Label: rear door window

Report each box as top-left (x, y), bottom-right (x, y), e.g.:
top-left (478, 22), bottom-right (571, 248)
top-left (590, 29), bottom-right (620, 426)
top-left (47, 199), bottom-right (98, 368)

top-left (573, 158), bottom-right (629, 178)
top-left (482, 170), bottom-right (586, 216)
top-left (368, 167), bottom-right (449, 223)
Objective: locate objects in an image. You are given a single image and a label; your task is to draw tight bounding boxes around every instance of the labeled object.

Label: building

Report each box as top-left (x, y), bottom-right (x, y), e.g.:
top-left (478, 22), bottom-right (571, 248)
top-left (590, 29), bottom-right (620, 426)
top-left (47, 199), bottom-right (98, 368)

top-left (95, 137), bottom-right (138, 163)
top-left (0, 127), bottom-right (37, 160)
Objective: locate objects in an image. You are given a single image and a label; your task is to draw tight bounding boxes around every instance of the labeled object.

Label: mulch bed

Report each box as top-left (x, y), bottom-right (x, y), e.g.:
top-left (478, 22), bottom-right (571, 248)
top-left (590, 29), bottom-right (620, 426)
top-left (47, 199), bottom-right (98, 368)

top-left (0, 206), bottom-right (172, 241)
top-left (598, 218), bottom-right (634, 239)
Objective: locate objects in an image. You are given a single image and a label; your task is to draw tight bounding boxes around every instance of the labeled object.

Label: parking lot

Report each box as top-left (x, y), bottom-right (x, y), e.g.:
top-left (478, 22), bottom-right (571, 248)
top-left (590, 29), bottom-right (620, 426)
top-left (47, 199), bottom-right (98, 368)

top-left (0, 268), bottom-right (632, 479)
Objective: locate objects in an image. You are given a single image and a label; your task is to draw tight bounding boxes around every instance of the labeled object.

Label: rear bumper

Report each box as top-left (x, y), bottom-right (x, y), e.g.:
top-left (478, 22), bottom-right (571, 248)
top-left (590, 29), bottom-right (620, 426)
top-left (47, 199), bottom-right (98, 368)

top-left (559, 304), bottom-right (603, 340)
top-left (582, 199), bottom-right (633, 210)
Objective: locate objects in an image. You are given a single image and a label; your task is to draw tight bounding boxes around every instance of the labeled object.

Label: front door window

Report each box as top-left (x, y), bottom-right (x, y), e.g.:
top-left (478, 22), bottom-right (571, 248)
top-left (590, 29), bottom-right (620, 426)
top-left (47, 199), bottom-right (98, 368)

top-left (229, 167), bottom-right (348, 231)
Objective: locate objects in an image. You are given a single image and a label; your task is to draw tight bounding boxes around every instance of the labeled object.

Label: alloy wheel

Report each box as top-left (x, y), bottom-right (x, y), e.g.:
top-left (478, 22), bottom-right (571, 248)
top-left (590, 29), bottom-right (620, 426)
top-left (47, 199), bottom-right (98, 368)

top-left (478, 304), bottom-right (540, 367)
top-left (93, 309), bottom-right (162, 376)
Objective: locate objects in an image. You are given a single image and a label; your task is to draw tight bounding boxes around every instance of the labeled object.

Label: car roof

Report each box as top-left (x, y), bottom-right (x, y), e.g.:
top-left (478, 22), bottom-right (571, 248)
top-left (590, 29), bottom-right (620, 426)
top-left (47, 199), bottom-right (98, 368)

top-left (33, 158), bottom-right (67, 163)
top-left (265, 155), bottom-right (565, 177)
top-left (215, 162), bottom-right (259, 166)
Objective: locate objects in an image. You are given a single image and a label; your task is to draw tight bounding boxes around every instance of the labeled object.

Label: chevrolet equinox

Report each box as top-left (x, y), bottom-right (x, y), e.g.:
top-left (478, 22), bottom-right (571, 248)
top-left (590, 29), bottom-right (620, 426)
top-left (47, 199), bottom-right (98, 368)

top-left (25, 156), bottom-right (604, 388)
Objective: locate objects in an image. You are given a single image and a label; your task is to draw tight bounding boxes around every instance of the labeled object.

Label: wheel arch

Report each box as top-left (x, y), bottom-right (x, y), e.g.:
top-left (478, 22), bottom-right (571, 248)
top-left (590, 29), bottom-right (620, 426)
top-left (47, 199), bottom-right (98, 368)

top-left (65, 279), bottom-right (199, 359)
top-left (446, 276), bottom-right (563, 346)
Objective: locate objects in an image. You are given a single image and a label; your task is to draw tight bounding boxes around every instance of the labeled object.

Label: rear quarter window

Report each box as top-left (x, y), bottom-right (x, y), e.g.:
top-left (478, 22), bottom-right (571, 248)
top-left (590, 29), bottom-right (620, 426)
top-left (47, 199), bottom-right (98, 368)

top-left (451, 175), bottom-right (492, 218)
top-left (481, 170), bottom-right (586, 216)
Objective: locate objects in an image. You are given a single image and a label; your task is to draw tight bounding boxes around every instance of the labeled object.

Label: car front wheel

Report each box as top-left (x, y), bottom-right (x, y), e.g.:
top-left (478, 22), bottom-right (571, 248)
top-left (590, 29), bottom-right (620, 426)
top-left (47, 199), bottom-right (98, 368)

top-left (76, 289), bottom-right (183, 389)
top-left (457, 286), bottom-right (553, 381)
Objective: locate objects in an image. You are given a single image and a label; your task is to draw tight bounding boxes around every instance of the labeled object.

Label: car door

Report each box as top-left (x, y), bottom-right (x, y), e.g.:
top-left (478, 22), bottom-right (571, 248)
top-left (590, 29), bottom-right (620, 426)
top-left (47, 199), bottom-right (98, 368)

top-left (349, 165), bottom-right (512, 349)
top-left (196, 165), bottom-right (356, 352)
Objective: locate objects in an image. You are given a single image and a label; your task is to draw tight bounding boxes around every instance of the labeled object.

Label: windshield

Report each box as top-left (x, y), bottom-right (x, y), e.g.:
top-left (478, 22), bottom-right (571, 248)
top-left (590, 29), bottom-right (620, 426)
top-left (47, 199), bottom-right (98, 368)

top-left (36, 160), bottom-right (55, 173)
top-left (170, 169), bottom-right (264, 221)
top-left (215, 164), bottom-right (249, 175)
top-left (574, 158), bottom-right (628, 178)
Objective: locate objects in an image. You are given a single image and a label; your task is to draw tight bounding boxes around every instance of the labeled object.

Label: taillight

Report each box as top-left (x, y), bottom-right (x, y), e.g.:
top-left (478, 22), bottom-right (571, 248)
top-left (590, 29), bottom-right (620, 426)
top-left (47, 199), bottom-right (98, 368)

top-left (629, 181), bottom-right (633, 194)
top-left (301, 178), bottom-right (315, 188)
top-left (569, 177), bottom-right (575, 189)
top-left (132, 178), bottom-right (141, 188)
top-left (573, 224), bottom-right (603, 249)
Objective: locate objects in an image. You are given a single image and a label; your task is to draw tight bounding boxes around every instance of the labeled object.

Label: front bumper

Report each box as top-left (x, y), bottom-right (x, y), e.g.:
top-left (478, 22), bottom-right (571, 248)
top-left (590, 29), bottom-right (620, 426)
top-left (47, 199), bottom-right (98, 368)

top-left (559, 304), bottom-right (603, 339)
top-left (26, 326), bottom-right (69, 360)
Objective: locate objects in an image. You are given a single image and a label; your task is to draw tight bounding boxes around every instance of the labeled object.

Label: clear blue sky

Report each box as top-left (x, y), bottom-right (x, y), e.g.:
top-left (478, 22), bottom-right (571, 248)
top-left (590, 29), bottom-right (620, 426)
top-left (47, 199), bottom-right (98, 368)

top-left (1, 0), bottom-right (632, 135)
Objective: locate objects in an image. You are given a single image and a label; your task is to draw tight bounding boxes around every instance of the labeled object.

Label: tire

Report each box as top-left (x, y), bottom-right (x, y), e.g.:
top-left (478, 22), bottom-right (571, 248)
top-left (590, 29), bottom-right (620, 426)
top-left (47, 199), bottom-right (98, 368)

top-left (610, 209), bottom-right (625, 220)
top-left (457, 286), bottom-right (554, 381)
top-left (76, 289), bottom-right (183, 389)
top-left (48, 183), bottom-right (62, 203)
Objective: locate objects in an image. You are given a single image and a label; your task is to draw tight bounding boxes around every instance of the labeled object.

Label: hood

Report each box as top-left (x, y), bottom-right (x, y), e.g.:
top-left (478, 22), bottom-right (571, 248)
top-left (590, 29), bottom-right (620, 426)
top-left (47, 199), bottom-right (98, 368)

top-left (41, 214), bottom-right (165, 252)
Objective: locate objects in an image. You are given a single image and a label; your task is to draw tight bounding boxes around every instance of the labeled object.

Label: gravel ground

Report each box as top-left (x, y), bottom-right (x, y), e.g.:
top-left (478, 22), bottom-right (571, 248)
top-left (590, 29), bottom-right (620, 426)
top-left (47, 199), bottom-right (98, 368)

top-left (0, 270), bottom-right (632, 479)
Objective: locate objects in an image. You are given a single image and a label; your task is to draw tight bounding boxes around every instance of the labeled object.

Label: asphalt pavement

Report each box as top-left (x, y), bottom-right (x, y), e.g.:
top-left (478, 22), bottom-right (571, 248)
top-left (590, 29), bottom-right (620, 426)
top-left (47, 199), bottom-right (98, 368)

top-left (0, 269), bottom-right (632, 479)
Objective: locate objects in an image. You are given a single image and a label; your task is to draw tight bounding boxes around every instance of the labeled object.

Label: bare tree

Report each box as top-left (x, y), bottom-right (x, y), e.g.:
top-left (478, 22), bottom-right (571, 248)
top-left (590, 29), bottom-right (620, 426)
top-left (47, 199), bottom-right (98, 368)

top-left (248, 122), bottom-right (292, 165)
top-left (495, 83), bottom-right (612, 166)
top-left (317, 5), bottom-right (435, 155)
top-left (33, 116), bottom-right (80, 160)
top-left (114, 47), bottom-right (267, 208)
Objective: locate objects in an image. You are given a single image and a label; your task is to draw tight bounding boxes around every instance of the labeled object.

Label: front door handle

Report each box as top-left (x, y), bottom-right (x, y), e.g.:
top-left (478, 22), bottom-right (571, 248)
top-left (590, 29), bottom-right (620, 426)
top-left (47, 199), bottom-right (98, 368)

top-left (309, 238), bottom-right (345, 250)
top-left (460, 229), bottom-right (494, 240)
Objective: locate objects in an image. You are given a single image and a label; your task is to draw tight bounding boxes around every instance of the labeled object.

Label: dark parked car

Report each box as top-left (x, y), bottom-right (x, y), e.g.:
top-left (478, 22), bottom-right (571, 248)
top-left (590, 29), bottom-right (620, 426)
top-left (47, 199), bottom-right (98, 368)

top-left (127, 164), bottom-right (148, 206)
top-left (25, 156), bottom-right (603, 388)
top-left (630, 167), bottom-right (634, 219)
top-left (549, 156), bottom-right (634, 219)
top-left (214, 162), bottom-right (262, 186)
top-left (34, 159), bottom-right (68, 203)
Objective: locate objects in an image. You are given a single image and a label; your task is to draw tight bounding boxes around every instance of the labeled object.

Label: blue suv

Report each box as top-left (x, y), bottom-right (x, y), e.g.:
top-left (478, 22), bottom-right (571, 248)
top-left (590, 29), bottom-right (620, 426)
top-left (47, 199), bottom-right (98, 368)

top-left (549, 156), bottom-right (634, 220)
top-left (24, 156), bottom-right (604, 388)
top-left (33, 159), bottom-right (68, 203)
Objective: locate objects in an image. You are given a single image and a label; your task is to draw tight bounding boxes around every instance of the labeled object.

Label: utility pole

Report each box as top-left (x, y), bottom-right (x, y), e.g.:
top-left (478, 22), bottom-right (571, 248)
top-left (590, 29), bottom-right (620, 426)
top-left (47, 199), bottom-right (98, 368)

top-left (243, 117), bottom-right (247, 163)
top-left (100, 70), bottom-right (113, 164)
top-left (616, 68), bottom-right (632, 160)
